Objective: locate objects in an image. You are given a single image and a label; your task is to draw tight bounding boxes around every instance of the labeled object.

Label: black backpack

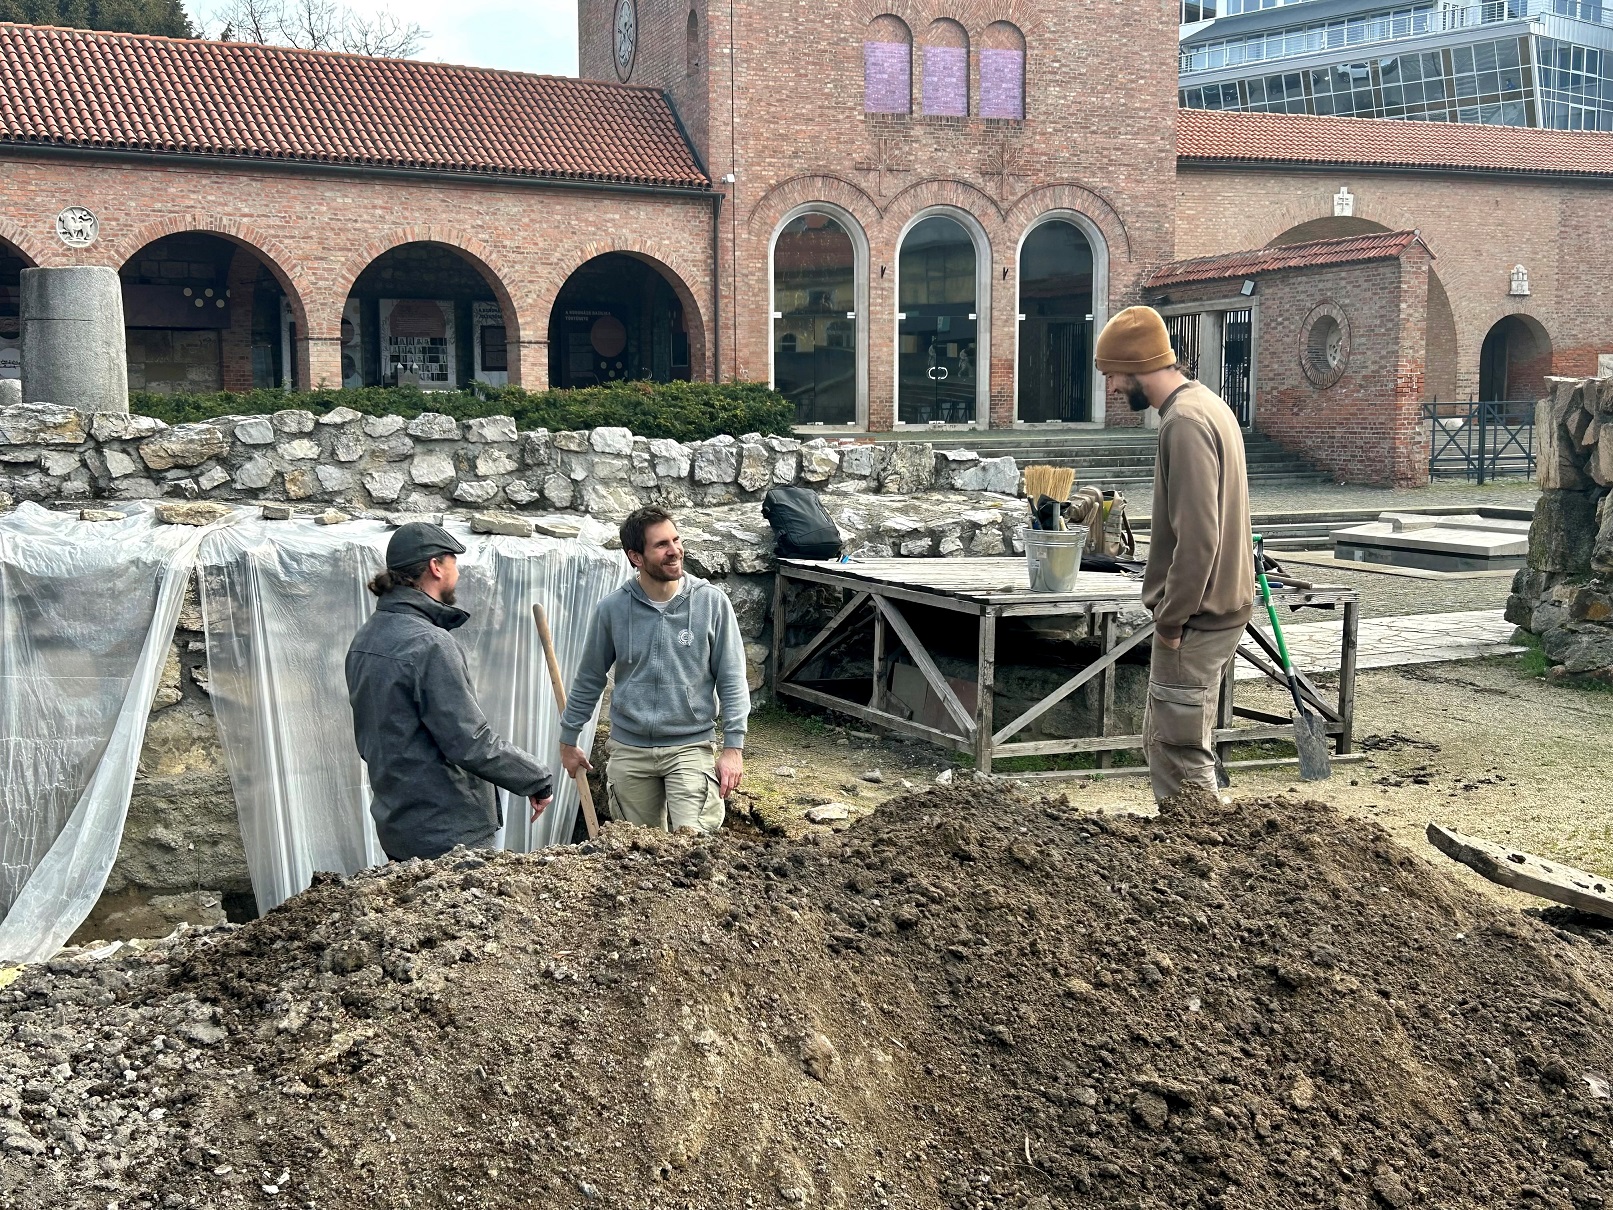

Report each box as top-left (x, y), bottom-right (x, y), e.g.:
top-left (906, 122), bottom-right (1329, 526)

top-left (762, 486), bottom-right (843, 560)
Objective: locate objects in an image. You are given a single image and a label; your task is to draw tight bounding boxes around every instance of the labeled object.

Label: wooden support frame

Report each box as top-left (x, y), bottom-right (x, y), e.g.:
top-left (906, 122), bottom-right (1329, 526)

top-left (770, 558), bottom-right (1359, 776)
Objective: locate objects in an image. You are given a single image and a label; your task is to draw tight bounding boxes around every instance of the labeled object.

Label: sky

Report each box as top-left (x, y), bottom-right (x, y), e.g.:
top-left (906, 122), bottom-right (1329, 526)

top-left (186, 0), bottom-right (582, 76)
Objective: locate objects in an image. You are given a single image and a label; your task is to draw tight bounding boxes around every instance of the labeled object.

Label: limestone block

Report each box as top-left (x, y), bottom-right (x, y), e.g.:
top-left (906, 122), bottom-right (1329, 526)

top-left (720, 578), bottom-right (771, 638)
top-left (91, 412), bottom-right (167, 442)
top-left (649, 438), bottom-right (691, 479)
top-left (398, 492), bottom-right (449, 513)
top-left (582, 480), bottom-right (640, 519)
top-left (410, 452), bottom-right (456, 487)
top-left (363, 470), bottom-right (406, 503)
top-left (542, 473), bottom-right (575, 508)
top-left (316, 465), bottom-right (354, 492)
top-left (744, 642), bottom-right (769, 693)
top-left (466, 415), bottom-right (518, 443)
top-left (0, 445), bottom-right (37, 463)
top-left (197, 466), bottom-right (230, 492)
top-left (932, 448), bottom-right (981, 489)
top-left (838, 444), bottom-right (882, 479)
top-left (629, 450), bottom-right (660, 489)
top-left (374, 434), bottom-right (414, 462)
top-left (1597, 376), bottom-right (1613, 416)
top-left (317, 406), bottom-right (364, 427)
top-left (361, 413), bottom-right (407, 438)
top-left (0, 402), bottom-right (89, 445)
top-left (1536, 394), bottom-right (1592, 490)
top-left (737, 443), bottom-right (771, 492)
top-left (953, 456), bottom-right (1020, 495)
top-left (261, 503), bottom-right (295, 520)
top-left (1595, 425), bottom-right (1613, 488)
top-left (80, 508), bottom-right (126, 522)
top-left (590, 426), bottom-right (634, 455)
top-left (272, 409), bottom-right (315, 434)
top-left (315, 509), bottom-right (351, 525)
top-left (554, 430), bottom-right (589, 452)
top-left (1597, 498), bottom-right (1613, 576)
top-left (772, 451), bottom-right (800, 484)
top-left (233, 416), bottom-right (275, 445)
top-left (112, 478), bottom-right (162, 500)
top-left (453, 479), bottom-right (500, 505)
top-left (694, 483), bottom-right (738, 508)
top-left (968, 524), bottom-right (1005, 555)
top-left (1566, 583), bottom-right (1613, 623)
top-left (1541, 622), bottom-right (1613, 673)
top-left (152, 643), bottom-right (183, 711)
top-left (0, 379), bottom-right (18, 409)
top-left (694, 437), bottom-right (740, 484)
top-left (899, 533), bottom-right (935, 557)
top-left (470, 511), bottom-right (534, 537)
top-left (504, 479), bottom-right (541, 506)
top-left (234, 456), bottom-right (274, 491)
top-left (155, 501), bottom-right (233, 526)
top-left (139, 424), bottom-right (229, 471)
top-left (879, 442), bottom-right (936, 493)
top-left (533, 517), bottom-right (583, 538)
top-left (591, 455), bottom-right (629, 480)
top-left (20, 266), bottom-right (128, 414)
top-left (279, 438), bottom-right (320, 461)
top-left (939, 533), bottom-right (965, 557)
top-left (284, 468), bottom-right (318, 500)
top-left (332, 433), bottom-right (367, 463)
top-left (520, 429), bottom-right (555, 468)
top-left (408, 412), bottom-right (460, 440)
top-left (41, 449), bottom-right (80, 476)
top-left (59, 467), bottom-right (91, 498)
top-left (1528, 489), bottom-right (1600, 574)
top-left (798, 439), bottom-right (841, 483)
top-left (475, 448), bottom-right (519, 477)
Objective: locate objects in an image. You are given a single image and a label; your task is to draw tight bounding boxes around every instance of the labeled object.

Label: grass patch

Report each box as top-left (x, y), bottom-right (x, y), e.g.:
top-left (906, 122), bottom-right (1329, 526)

top-left (1511, 630), bottom-right (1613, 691)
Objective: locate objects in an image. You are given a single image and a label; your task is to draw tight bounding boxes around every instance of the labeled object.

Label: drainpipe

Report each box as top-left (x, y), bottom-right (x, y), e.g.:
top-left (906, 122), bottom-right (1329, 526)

top-left (711, 188), bottom-right (723, 382)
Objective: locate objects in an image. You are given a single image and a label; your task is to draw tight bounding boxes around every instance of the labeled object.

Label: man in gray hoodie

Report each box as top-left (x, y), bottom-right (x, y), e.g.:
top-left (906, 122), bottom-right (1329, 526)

top-left (559, 507), bottom-right (750, 833)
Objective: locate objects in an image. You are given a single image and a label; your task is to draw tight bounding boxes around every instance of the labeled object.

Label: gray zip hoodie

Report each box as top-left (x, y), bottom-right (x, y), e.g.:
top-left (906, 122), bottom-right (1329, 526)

top-left (559, 573), bottom-right (750, 751)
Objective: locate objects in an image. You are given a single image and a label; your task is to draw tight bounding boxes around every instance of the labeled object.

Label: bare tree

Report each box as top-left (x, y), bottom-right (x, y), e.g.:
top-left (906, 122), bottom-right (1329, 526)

top-left (205, 0), bottom-right (426, 57)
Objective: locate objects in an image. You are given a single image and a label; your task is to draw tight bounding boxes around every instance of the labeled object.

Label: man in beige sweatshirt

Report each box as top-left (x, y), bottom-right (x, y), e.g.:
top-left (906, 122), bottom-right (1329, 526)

top-left (1094, 306), bottom-right (1254, 802)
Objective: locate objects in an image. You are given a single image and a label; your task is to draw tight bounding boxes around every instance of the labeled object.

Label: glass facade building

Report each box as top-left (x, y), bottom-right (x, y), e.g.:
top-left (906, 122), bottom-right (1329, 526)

top-left (1179, 0), bottom-right (1613, 130)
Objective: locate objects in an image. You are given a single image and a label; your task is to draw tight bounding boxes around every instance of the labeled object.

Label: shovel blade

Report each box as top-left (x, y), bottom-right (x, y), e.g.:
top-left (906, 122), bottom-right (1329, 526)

top-left (1291, 710), bottom-right (1333, 781)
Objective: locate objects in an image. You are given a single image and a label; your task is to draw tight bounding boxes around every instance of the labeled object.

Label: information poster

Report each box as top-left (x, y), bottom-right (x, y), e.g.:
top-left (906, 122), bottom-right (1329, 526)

top-left (340, 298), bottom-right (363, 389)
top-left (472, 300), bottom-right (508, 387)
top-left (380, 299), bottom-right (455, 390)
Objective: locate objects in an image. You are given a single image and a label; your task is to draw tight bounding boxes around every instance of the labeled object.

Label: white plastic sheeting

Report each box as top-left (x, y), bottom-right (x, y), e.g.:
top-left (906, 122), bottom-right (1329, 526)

top-left (0, 503), bottom-right (210, 965)
top-left (197, 514), bottom-right (627, 914)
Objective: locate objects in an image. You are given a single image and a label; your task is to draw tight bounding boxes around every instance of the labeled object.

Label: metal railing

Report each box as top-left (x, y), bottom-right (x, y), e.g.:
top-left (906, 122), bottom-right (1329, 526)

top-left (1423, 399), bottom-right (1536, 483)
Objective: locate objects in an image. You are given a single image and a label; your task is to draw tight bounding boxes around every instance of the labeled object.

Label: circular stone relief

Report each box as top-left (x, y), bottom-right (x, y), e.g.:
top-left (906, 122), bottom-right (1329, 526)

top-left (1300, 301), bottom-right (1351, 389)
top-left (590, 315), bottom-right (628, 358)
top-left (55, 206), bottom-right (99, 248)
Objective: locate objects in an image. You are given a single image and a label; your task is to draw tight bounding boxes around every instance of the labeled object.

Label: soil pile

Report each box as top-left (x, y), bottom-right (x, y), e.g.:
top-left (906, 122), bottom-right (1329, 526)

top-left (5, 788), bottom-right (1613, 1210)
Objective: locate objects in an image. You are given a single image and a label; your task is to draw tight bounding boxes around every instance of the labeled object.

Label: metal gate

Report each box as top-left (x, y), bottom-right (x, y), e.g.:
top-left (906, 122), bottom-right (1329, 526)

top-left (1221, 308), bottom-right (1252, 427)
top-left (1165, 313), bottom-right (1200, 380)
top-left (1424, 400), bottom-right (1536, 482)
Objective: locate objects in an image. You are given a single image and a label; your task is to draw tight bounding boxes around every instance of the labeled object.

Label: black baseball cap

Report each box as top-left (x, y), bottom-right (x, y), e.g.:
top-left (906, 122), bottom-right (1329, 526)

top-left (386, 521), bottom-right (466, 570)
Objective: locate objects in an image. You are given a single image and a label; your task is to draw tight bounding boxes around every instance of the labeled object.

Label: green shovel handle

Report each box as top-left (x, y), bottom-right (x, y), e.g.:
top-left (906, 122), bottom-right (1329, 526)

top-left (1253, 534), bottom-right (1295, 674)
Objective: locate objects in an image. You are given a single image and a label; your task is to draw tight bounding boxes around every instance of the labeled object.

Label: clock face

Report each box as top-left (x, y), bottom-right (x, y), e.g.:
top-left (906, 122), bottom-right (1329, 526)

top-left (613, 0), bottom-right (637, 80)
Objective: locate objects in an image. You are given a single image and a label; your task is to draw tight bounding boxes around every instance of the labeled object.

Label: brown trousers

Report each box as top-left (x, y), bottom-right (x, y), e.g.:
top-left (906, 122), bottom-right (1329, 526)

top-left (1142, 624), bottom-right (1243, 803)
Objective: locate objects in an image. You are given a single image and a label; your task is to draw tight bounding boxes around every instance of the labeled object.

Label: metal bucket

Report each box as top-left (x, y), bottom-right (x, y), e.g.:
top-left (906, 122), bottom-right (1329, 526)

top-left (1024, 527), bottom-right (1088, 593)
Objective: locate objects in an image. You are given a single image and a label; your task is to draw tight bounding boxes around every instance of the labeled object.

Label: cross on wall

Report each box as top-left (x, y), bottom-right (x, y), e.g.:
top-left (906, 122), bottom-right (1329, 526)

top-left (855, 137), bottom-right (913, 197)
top-left (982, 143), bottom-right (1027, 201)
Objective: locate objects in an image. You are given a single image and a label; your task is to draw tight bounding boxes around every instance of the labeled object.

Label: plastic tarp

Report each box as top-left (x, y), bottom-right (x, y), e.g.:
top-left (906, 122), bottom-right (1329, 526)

top-left (0, 503), bottom-right (210, 965)
top-left (197, 514), bottom-right (627, 913)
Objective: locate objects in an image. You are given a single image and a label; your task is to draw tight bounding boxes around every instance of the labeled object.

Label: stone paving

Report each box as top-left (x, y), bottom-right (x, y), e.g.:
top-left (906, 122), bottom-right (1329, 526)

top-left (1234, 608), bottom-right (1523, 681)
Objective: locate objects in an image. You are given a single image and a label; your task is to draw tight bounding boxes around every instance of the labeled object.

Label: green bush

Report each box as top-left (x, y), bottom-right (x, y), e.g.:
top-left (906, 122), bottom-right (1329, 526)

top-left (130, 381), bottom-right (796, 443)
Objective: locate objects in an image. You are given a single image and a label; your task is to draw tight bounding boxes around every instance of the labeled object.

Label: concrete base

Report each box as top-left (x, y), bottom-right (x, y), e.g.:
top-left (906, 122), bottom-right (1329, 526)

top-left (20, 266), bottom-right (129, 414)
top-left (1332, 512), bottom-right (1529, 572)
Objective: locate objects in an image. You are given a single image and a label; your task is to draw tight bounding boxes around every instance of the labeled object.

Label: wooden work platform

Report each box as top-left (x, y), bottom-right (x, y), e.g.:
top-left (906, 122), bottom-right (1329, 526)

top-left (771, 557), bottom-right (1360, 778)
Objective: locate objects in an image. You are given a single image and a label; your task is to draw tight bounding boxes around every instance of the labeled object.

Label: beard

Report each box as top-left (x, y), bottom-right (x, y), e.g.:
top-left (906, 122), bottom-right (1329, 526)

top-left (439, 585), bottom-right (458, 606)
top-left (641, 557), bottom-right (684, 584)
top-left (1125, 380), bottom-right (1151, 412)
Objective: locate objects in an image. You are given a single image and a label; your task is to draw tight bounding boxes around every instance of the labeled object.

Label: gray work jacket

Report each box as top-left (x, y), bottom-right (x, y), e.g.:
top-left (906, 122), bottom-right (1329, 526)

top-left (345, 587), bottom-right (552, 860)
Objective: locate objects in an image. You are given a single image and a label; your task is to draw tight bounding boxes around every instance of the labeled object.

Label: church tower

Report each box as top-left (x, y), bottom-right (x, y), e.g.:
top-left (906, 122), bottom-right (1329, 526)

top-left (580, 0), bottom-right (1179, 430)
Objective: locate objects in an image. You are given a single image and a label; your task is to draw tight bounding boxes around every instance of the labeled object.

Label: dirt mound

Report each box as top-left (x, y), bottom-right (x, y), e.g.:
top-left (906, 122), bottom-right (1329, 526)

top-left (5, 788), bottom-right (1613, 1209)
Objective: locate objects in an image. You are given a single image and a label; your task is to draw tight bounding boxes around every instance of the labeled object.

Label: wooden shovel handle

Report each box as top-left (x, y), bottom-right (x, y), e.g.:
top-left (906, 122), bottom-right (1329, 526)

top-left (531, 603), bottom-right (600, 840)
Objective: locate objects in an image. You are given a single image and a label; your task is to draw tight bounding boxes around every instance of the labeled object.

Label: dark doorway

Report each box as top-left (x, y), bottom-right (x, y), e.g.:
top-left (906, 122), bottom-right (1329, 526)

top-left (1478, 314), bottom-right (1552, 405)
top-left (0, 241), bottom-right (26, 383)
top-left (548, 254), bottom-right (691, 389)
top-left (773, 214), bottom-right (858, 425)
top-left (898, 216), bottom-right (977, 424)
top-left (1017, 221), bottom-right (1094, 423)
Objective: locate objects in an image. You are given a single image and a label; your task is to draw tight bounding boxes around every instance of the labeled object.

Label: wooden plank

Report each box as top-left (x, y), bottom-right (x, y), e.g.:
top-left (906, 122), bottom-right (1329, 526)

top-left (1243, 623), bottom-right (1342, 722)
top-left (780, 590), bottom-right (870, 682)
top-left (992, 719), bottom-right (1344, 759)
top-left (781, 565), bottom-right (984, 615)
top-left (1427, 824), bottom-right (1613, 921)
top-left (871, 607), bottom-right (887, 714)
top-left (1232, 705), bottom-right (1293, 726)
top-left (1215, 660), bottom-right (1236, 774)
top-left (874, 595), bottom-right (976, 735)
top-left (775, 681), bottom-right (973, 752)
top-left (990, 623), bottom-right (1154, 746)
top-left (975, 610), bottom-right (998, 775)
top-left (770, 572), bottom-right (787, 694)
top-left (1005, 753), bottom-right (1366, 782)
top-left (1338, 598), bottom-right (1359, 757)
top-left (1097, 611), bottom-right (1116, 771)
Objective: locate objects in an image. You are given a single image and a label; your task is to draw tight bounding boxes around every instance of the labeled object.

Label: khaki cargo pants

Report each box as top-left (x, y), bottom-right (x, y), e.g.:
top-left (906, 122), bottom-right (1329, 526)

top-left (606, 740), bottom-right (726, 834)
top-left (1143, 624), bottom-right (1244, 803)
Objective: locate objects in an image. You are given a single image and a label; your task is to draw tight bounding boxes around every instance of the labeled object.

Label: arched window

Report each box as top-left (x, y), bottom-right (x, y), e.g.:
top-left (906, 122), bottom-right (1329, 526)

top-left (1018, 220), bottom-right (1096, 422)
top-left (980, 22), bottom-right (1026, 119)
top-left (923, 19), bottom-right (969, 116)
top-left (685, 10), bottom-right (700, 76)
top-left (898, 215), bottom-right (979, 425)
top-left (865, 15), bottom-right (912, 114)
top-left (774, 212), bottom-right (859, 425)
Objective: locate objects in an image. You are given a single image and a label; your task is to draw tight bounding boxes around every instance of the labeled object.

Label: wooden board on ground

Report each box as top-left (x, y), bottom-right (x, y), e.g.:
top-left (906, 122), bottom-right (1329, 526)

top-left (1427, 823), bottom-right (1613, 921)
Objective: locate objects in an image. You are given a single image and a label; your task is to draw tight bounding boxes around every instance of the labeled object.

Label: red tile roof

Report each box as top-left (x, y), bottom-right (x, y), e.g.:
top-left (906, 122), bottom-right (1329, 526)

top-left (1146, 230), bottom-right (1425, 289)
top-left (1177, 109), bottom-right (1613, 179)
top-left (0, 22), bottom-right (709, 189)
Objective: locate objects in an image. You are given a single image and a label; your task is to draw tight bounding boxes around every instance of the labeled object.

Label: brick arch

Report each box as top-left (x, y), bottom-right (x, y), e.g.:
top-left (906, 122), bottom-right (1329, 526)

top-left (848, 0), bottom-right (1041, 33)
top-left (0, 217), bottom-right (55, 268)
top-left (1005, 183), bottom-right (1133, 261)
top-left (882, 177), bottom-right (1007, 233)
top-left (746, 174), bottom-right (881, 236)
top-left (104, 214), bottom-right (314, 332)
top-left (537, 238), bottom-right (710, 382)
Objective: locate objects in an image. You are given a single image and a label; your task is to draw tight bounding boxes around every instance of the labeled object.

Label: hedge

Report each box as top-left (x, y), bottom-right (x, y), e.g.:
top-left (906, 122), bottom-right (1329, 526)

top-left (129, 381), bottom-right (796, 443)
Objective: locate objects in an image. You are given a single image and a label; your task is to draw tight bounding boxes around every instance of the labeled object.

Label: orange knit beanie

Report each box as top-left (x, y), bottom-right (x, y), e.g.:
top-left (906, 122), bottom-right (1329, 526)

top-left (1094, 306), bottom-right (1176, 375)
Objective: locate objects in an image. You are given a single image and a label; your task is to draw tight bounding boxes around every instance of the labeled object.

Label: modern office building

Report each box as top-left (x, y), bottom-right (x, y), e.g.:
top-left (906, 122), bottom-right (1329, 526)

top-left (1179, 0), bottom-right (1613, 130)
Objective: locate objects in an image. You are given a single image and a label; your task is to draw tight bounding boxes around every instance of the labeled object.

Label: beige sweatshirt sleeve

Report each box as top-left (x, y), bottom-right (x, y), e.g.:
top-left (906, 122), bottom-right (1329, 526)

top-left (1154, 415), bottom-right (1224, 641)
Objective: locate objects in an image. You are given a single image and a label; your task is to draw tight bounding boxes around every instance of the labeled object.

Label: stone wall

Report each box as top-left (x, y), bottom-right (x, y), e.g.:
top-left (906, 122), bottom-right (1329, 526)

top-left (0, 403), bottom-right (1021, 517)
top-left (1505, 376), bottom-right (1613, 680)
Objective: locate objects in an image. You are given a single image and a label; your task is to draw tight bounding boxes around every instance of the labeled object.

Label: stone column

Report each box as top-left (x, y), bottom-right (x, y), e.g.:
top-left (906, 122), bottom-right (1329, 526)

top-left (21, 266), bottom-right (129, 413)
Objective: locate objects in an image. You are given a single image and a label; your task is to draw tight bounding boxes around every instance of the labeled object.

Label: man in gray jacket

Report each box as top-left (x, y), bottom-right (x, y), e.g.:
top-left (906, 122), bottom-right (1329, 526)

top-left (559, 507), bottom-right (749, 833)
top-left (346, 522), bottom-right (553, 861)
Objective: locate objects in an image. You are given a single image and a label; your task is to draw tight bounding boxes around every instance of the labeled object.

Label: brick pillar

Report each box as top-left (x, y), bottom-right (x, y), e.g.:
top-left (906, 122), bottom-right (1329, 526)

top-left (515, 338), bottom-right (548, 388)
top-left (220, 248), bottom-right (258, 392)
top-left (304, 336), bottom-right (342, 391)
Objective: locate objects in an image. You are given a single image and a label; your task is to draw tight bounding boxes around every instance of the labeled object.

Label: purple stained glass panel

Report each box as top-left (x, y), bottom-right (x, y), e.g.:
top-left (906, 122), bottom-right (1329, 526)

top-left (980, 48), bottom-right (1026, 119)
top-left (923, 45), bottom-right (968, 116)
top-left (864, 41), bottom-right (912, 113)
